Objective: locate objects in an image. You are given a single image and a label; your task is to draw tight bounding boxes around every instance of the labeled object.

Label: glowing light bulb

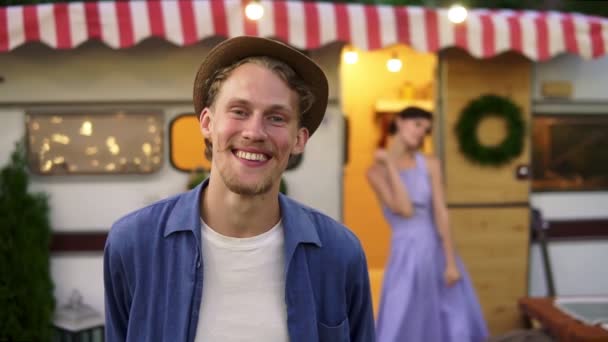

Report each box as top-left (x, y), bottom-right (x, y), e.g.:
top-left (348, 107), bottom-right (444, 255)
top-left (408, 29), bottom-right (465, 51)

top-left (52, 134), bottom-right (70, 144)
top-left (80, 120), bottom-right (93, 136)
top-left (343, 50), bottom-right (359, 65)
top-left (142, 143), bottom-right (152, 156)
top-left (448, 4), bottom-right (468, 24)
top-left (245, 1), bottom-right (264, 21)
top-left (387, 55), bottom-right (402, 73)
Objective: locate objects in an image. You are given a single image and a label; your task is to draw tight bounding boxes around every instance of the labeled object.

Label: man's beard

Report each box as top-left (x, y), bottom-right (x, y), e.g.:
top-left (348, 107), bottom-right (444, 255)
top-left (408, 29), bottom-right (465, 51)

top-left (221, 171), bottom-right (274, 196)
top-left (214, 141), bottom-right (282, 196)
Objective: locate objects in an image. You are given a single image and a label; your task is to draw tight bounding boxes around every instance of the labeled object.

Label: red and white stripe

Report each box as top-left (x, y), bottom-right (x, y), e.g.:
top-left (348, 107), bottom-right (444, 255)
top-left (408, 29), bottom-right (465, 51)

top-left (1, 0), bottom-right (607, 61)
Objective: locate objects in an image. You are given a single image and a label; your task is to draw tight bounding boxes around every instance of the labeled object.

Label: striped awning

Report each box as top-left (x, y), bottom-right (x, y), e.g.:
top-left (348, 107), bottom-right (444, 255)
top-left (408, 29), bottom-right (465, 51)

top-left (1, 0), bottom-right (607, 61)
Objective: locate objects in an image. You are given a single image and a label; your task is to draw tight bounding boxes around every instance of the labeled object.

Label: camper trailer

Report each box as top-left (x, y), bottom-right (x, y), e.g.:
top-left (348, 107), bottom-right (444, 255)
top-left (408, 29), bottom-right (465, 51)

top-left (1, 0), bottom-right (607, 335)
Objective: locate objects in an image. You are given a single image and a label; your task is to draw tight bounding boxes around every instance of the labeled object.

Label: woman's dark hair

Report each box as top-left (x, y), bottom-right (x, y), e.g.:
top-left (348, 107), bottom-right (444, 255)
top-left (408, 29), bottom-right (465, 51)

top-left (388, 106), bottom-right (433, 135)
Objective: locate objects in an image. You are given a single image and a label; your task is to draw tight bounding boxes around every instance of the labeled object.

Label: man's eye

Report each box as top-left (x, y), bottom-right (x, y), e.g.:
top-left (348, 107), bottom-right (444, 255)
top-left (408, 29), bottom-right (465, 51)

top-left (232, 109), bottom-right (246, 116)
top-left (269, 115), bottom-right (286, 123)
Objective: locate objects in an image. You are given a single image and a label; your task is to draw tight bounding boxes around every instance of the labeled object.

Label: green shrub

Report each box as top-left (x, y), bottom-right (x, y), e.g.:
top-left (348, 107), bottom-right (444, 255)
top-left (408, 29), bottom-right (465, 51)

top-left (0, 142), bottom-right (54, 341)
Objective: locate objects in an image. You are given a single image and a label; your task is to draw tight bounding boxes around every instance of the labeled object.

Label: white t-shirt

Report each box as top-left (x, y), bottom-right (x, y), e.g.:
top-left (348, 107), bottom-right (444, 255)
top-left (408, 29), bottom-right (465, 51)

top-left (194, 219), bottom-right (289, 342)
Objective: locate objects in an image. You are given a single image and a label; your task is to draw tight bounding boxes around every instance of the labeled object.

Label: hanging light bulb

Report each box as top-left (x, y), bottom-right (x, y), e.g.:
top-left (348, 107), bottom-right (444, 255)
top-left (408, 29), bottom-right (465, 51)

top-left (245, 0), bottom-right (264, 21)
top-left (448, 4), bottom-right (468, 24)
top-left (386, 53), bottom-right (402, 73)
top-left (343, 46), bottom-right (359, 65)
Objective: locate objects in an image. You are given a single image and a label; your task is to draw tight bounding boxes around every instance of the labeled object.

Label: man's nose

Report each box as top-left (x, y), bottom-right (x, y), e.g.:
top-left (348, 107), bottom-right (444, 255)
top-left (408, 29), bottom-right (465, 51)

top-left (241, 115), bottom-right (268, 141)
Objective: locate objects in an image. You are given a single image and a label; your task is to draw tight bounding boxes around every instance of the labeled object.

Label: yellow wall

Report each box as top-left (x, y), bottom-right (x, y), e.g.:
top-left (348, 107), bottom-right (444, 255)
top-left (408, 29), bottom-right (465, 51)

top-left (340, 45), bottom-right (436, 312)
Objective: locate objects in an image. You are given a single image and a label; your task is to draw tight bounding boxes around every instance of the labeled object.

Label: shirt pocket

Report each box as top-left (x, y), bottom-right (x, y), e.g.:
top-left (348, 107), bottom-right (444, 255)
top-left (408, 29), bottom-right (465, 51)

top-left (318, 318), bottom-right (350, 342)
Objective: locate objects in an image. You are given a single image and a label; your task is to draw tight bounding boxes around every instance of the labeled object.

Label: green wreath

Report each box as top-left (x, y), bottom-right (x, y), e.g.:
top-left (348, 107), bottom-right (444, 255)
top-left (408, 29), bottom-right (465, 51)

top-left (455, 94), bottom-right (525, 166)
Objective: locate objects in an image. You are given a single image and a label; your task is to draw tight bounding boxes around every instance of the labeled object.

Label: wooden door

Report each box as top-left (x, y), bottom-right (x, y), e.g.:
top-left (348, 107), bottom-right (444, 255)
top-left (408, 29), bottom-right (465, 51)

top-left (439, 49), bottom-right (531, 334)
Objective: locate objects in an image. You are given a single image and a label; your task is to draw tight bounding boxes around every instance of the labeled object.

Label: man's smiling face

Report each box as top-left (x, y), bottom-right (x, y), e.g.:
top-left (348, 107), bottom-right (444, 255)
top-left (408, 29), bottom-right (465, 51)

top-left (200, 62), bottom-right (309, 196)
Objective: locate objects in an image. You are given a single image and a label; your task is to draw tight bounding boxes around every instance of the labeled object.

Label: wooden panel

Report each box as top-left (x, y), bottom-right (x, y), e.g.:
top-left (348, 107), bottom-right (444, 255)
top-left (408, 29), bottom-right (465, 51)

top-left (441, 49), bottom-right (533, 335)
top-left (451, 207), bottom-right (530, 335)
top-left (441, 49), bottom-right (532, 204)
top-left (520, 298), bottom-right (608, 340)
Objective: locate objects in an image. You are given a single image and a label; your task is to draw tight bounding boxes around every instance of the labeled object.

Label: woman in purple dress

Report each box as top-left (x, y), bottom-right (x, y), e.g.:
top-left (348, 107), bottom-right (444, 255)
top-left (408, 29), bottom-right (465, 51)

top-left (367, 107), bottom-right (489, 342)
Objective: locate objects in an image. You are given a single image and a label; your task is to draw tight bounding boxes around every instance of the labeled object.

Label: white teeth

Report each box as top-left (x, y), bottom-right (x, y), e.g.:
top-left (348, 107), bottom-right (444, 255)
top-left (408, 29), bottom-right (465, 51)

top-left (236, 150), bottom-right (268, 161)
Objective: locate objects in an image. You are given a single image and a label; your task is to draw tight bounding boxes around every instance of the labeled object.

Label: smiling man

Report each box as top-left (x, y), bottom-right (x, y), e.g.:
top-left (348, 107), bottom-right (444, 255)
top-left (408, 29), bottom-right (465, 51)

top-left (104, 36), bottom-right (375, 342)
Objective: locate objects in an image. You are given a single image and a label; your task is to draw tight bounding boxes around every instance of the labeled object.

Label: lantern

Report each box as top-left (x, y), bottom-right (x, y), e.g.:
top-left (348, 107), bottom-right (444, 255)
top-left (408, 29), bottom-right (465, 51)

top-left (53, 290), bottom-right (104, 341)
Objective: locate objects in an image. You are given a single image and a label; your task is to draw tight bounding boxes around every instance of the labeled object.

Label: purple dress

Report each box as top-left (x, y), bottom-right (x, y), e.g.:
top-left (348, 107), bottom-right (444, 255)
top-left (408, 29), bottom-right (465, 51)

top-left (376, 153), bottom-right (489, 342)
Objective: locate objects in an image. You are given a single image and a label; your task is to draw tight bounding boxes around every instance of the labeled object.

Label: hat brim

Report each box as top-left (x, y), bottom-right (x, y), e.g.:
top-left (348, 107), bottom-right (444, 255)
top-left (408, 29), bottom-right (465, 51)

top-left (193, 36), bottom-right (328, 137)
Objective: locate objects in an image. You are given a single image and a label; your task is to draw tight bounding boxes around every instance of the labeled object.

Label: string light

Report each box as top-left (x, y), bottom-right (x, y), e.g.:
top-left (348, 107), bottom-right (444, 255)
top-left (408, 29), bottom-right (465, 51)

top-left (80, 120), bottom-right (93, 136)
top-left (386, 53), bottom-right (402, 73)
top-left (42, 160), bottom-right (53, 172)
top-left (448, 4), bottom-right (468, 24)
top-left (142, 143), bottom-right (152, 156)
top-left (106, 136), bottom-right (120, 155)
top-left (51, 134), bottom-right (70, 145)
top-left (245, 0), bottom-right (264, 21)
top-left (343, 47), bottom-right (359, 65)
top-left (85, 146), bottom-right (98, 156)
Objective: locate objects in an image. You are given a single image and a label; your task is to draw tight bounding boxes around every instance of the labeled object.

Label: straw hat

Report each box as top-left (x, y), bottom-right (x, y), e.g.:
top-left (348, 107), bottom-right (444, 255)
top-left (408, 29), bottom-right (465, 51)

top-left (193, 36), bottom-right (329, 136)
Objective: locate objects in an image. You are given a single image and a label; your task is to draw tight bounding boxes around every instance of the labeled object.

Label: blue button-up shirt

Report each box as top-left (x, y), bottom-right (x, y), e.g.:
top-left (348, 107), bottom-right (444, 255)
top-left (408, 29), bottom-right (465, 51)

top-left (104, 179), bottom-right (375, 341)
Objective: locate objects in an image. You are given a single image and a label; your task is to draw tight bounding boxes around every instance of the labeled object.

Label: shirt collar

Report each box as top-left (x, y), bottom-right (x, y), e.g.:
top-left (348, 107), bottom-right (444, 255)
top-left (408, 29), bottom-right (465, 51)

top-left (163, 177), bottom-right (322, 248)
top-left (163, 179), bottom-right (205, 238)
top-left (278, 192), bottom-right (322, 248)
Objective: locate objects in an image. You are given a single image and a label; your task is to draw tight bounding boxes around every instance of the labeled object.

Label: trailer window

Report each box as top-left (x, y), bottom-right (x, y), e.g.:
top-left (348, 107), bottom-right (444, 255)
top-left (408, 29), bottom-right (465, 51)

top-left (532, 114), bottom-right (608, 191)
top-left (25, 111), bottom-right (163, 175)
top-left (169, 114), bottom-right (210, 172)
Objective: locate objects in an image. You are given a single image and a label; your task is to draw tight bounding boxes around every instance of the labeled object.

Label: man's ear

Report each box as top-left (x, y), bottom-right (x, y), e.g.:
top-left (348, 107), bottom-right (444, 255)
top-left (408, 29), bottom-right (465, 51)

top-left (291, 127), bottom-right (309, 155)
top-left (200, 108), bottom-right (212, 137)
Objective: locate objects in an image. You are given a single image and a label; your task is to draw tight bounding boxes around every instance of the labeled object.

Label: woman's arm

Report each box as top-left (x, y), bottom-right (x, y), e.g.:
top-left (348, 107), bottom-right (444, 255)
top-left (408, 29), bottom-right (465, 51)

top-left (426, 156), bottom-right (461, 286)
top-left (366, 151), bottom-right (414, 218)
